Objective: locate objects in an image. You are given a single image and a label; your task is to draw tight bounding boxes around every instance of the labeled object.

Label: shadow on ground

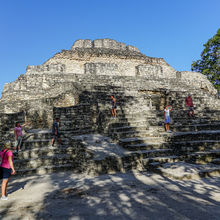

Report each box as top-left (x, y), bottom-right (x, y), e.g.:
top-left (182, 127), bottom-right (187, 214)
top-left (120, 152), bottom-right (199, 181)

top-left (1, 171), bottom-right (220, 220)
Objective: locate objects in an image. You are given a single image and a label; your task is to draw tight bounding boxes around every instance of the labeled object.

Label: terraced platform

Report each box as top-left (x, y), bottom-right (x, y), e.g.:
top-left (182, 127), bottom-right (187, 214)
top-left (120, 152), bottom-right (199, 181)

top-left (9, 83), bottom-right (220, 180)
top-left (0, 38), bottom-right (219, 179)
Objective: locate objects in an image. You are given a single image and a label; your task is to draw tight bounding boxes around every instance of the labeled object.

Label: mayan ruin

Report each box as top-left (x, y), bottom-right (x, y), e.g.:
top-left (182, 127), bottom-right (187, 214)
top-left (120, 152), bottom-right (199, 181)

top-left (1, 36), bottom-right (220, 219)
top-left (0, 38), bottom-right (220, 177)
top-left (2, 0), bottom-right (220, 217)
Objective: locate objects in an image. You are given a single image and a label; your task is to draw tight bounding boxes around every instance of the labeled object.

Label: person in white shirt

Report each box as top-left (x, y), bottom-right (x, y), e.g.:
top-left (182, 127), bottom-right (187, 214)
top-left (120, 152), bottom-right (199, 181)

top-left (164, 105), bottom-right (172, 132)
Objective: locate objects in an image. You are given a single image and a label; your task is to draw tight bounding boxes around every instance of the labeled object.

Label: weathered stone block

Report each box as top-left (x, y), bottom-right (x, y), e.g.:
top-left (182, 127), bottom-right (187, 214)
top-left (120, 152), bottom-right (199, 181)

top-left (176, 71), bottom-right (182, 79)
top-left (93, 39), bottom-right (103, 48)
top-left (84, 63), bottom-right (119, 75)
top-left (136, 64), bottom-right (163, 78)
top-left (93, 39), bottom-right (126, 50)
top-left (102, 39), bottom-right (126, 50)
top-left (127, 45), bottom-right (140, 53)
top-left (71, 39), bottom-right (92, 49)
top-left (26, 64), bottom-right (66, 74)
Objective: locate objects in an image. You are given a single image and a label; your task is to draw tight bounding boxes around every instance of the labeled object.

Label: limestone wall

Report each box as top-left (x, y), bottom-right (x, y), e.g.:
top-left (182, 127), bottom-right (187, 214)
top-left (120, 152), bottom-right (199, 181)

top-left (71, 39), bottom-right (140, 53)
top-left (25, 38), bottom-right (169, 77)
top-left (0, 38), bottom-right (218, 126)
top-left (179, 71), bottom-right (217, 95)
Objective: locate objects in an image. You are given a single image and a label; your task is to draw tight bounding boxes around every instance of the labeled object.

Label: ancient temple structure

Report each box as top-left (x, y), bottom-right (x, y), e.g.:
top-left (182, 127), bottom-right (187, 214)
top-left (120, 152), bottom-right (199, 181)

top-left (0, 39), bottom-right (217, 125)
top-left (0, 39), bottom-right (220, 177)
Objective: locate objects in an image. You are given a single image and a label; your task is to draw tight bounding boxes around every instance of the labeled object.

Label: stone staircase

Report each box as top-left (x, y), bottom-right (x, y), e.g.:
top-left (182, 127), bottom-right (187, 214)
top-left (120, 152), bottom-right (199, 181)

top-left (7, 74), bottom-right (220, 179)
top-left (13, 130), bottom-right (86, 175)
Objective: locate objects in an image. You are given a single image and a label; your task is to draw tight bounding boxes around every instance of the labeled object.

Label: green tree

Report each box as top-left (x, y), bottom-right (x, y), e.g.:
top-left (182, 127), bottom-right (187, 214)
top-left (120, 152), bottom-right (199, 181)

top-left (191, 29), bottom-right (220, 90)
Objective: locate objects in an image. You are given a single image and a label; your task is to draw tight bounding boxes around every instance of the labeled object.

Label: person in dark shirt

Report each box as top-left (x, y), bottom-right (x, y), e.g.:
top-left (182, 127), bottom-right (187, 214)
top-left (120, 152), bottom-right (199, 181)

top-left (185, 94), bottom-right (194, 117)
top-left (51, 118), bottom-right (61, 146)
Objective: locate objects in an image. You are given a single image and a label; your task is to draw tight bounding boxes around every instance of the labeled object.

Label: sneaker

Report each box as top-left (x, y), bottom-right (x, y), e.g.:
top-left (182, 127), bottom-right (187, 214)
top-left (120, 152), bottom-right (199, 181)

top-left (1, 196), bottom-right (8, 200)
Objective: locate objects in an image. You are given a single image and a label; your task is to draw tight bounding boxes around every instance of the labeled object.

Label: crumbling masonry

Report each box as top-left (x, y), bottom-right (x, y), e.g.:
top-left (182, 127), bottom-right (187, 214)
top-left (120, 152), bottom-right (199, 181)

top-left (1, 39), bottom-right (220, 177)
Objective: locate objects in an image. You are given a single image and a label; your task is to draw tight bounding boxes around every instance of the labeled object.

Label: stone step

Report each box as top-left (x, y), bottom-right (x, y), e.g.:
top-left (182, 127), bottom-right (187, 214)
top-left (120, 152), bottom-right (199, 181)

top-left (24, 130), bottom-right (53, 140)
top-left (185, 150), bottom-right (220, 164)
top-left (54, 103), bottom-right (91, 111)
top-left (111, 130), bottom-right (161, 139)
top-left (166, 130), bottom-right (220, 142)
top-left (123, 139), bottom-right (220, 153)
top-left (25, 129), bottom-right (94, 140)
top-left (16, 164), bottom-right (75, 175)
top-left (152, 162), bottom-right (220, 180)
top-left (59, 117), bottom-right (94, 122)
top-left (13, 145), bottom-right (79, 159)
top-left (59, 111), bottom-right (157, 119)
top-left (22, 139), bottom-right (69, 149)
top-left (169, 140), bottom-right (220, 152)
top-left (60, 127), bottom-right (96, 133)
top-left (107, 119), bottom-right (150, 128)
top-left (14, 154), bottom-right (73, 169)
top-left (124, 148), bottom-right (172, 156)
top-left (110, 116), bottom-right (157, 122)
top-left (119, 137), bottom-right (164, 145)
top-left (143, 155), bottom-right (180, 166)
top-left (60, 123), bottom-right (95, 130)
top-left (110, 125), bottom-right (149, 133)
top-left (211, 158), bottom-right (220, 165)
top-left (171, 118), bottom-right (219, 124)
top-left (84, 149), bottom-right (175, 175)
top-left (171, 123), bottom-right (220, 132)
top-left (123, 142), bottom-right (167, 151)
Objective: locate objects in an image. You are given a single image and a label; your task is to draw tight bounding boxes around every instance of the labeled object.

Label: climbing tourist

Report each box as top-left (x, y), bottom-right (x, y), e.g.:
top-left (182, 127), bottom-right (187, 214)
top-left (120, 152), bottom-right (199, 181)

top-left (164, 105), bottom-right (172, 132)
top-left (111, 95), bottom-right (117, 118)
top-left (14, 122), bottom-right (26, 153)
top-left (51, 118), bottom-right (61, 146)
top-left (185, 94), bottom-right (194, 117)
top-left (0, 141), bottom-right (16, 201)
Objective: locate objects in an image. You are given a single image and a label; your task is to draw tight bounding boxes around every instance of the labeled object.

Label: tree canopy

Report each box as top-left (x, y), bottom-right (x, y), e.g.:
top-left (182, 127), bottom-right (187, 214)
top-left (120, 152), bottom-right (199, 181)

top-left (191, 29), bottom-right (220, 90)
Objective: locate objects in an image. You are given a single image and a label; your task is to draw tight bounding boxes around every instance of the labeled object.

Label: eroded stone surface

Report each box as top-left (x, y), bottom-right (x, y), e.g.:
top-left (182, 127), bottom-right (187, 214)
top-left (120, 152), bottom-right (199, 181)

top-left (0, 38), bottom-right (217, 129)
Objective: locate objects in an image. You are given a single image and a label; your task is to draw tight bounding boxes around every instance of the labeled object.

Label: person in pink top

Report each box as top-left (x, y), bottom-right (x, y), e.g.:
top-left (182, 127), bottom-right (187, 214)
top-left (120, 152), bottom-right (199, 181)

top-left (0, 141), bottom-right (16, 200)
top-left (185, 94), bottom-right (194, 117)
top-left (14, 122), bottom-right (26, 153)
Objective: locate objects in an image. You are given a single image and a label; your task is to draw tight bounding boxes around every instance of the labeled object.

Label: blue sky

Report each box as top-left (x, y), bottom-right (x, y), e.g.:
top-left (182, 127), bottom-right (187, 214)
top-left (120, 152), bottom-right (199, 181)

top-left (0, 0), bottom-right (219, 95)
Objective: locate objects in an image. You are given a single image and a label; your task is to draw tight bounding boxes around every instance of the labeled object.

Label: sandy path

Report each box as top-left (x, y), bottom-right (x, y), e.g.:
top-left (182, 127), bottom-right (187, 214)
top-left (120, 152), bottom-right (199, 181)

top-left (0, 171), bottom-right (220, 220)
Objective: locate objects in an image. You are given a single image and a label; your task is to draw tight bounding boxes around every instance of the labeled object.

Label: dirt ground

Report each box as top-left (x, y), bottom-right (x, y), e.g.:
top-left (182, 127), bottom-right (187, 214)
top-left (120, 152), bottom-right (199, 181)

top-left (0, 171), bottom-right (220, 220)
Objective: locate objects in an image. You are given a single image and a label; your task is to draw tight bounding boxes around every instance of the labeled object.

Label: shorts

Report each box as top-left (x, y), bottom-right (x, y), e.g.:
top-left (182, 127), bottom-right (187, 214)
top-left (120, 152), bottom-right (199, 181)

top-left (188, 107), bottom-right (194, 111)
top-left (1, 167), bottom-right (12, 179)
top-left (112, 105), bottom-right (117, 109)
top-left (52, 133), bottom-right (61, 139)
top-left (165, 116), bottom-right (170, 124)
